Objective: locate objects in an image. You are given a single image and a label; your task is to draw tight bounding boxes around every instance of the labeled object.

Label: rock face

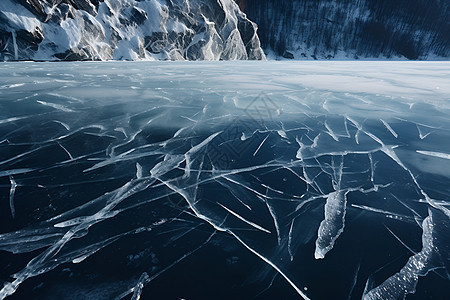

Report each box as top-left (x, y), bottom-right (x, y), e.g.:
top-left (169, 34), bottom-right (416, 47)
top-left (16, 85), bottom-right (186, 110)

top-left (0, 0), bottom-right (265, 61)
top-left (244, 0), bottom-right (449, 60)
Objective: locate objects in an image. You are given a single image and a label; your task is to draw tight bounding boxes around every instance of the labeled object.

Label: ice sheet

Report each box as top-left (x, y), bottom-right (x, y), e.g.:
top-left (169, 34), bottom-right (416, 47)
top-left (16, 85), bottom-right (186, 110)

top-left (0, 61), bottom-right (449, 299)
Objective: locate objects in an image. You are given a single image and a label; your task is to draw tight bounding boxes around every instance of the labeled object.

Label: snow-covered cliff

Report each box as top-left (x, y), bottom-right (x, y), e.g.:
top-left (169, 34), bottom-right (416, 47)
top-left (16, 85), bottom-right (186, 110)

top-left (244, 0), bottom-right (449, 60)
top-left (0, 0), bottom-right (265, 61)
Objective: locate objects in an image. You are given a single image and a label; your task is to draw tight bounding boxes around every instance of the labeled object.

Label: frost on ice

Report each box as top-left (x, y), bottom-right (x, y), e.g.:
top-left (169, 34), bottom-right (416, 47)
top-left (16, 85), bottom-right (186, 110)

top-left (0, 61), bottom-right (449, 299)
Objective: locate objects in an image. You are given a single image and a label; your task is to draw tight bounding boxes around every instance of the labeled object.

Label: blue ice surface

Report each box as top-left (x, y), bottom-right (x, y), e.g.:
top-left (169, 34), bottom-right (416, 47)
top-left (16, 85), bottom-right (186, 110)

top-left (0, 61), bottom-right (449, 299)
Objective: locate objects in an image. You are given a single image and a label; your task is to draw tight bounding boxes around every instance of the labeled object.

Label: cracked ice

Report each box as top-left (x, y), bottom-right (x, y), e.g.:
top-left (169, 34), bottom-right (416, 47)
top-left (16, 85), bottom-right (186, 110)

top-left (0, 61), bottom-right (449, 299)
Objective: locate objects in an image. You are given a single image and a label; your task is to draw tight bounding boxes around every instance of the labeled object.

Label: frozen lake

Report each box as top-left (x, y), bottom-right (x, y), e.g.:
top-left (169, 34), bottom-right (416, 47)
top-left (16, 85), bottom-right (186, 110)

top-left (0, 61), bottom-right (449, 299)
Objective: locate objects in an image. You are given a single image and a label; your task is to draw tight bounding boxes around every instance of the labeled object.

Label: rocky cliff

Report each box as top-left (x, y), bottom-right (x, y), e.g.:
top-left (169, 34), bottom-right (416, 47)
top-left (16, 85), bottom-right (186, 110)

top-left (244, 0), bottom-right (449, 60)
top-left (0, 0), bottom-right (265, 61)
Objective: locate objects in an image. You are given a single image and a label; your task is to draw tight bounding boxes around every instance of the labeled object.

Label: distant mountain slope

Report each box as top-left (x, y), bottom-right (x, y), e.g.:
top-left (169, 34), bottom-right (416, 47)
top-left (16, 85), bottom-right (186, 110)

top-left (0, 0), bottom-right (265, 61)
top-left (243, 0), bottom-right (449, 60)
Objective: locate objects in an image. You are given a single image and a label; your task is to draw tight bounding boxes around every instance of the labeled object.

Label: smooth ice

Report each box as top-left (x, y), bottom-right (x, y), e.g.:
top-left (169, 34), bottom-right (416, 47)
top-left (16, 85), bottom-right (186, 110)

top-left (0, 61), bottom-right (449, 299)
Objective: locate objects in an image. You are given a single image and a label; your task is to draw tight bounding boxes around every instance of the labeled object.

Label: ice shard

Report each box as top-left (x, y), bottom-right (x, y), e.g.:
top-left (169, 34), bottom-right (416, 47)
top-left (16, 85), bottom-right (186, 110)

top-left (315, 190), bottom-right (347, 259)
top-left (364, 209), bottom-right (448, 299)
top-left (8, 176), bottom-right (17, 219)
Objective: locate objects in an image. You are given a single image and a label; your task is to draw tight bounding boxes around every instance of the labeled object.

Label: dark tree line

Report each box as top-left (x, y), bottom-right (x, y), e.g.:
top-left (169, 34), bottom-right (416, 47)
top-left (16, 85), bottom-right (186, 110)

top-left (244, 0), bottom-right (449, 59)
